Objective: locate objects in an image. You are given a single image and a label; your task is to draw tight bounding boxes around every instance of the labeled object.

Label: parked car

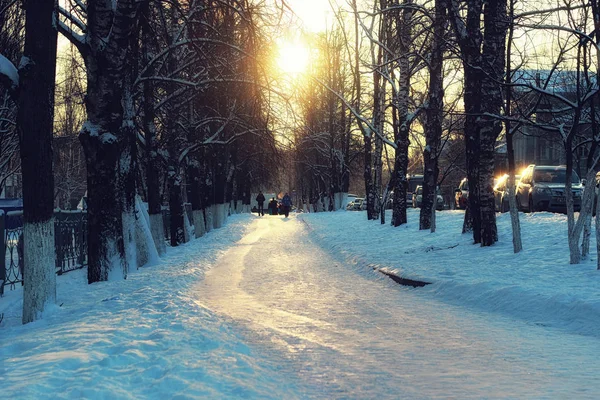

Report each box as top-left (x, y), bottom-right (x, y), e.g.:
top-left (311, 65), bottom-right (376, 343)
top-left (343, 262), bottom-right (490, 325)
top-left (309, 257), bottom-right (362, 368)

top-left (407, 174), bottom-right (424, 207)
top-left (493, 174), bottom-right (520, 212)
top-left (454, 178), bottom-right (469, 209)
top-left (516, 165), bottom-right (582, 213)
top-left (346, 197), bottom-right (364, 211)
top-left (412, 185), bottom-right (444, 210)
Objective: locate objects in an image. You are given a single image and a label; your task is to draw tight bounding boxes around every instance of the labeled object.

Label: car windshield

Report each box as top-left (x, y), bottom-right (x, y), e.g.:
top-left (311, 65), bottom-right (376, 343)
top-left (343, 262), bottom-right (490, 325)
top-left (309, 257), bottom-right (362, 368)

top-left (534, 169), bottom-right (580, 184)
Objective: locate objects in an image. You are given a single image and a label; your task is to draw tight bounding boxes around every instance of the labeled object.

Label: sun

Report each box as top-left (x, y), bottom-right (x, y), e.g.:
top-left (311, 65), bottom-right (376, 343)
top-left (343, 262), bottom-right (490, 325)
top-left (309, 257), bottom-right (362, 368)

top-left (277, 41), bottom-right (310, 75)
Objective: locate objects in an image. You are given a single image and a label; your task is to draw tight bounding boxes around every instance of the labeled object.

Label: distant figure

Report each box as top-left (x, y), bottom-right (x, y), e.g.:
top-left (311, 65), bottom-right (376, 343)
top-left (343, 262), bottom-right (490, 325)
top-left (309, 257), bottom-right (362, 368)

top-left (268, 198), bottom-right (278, 215)
top-left (281, 193), bottom-right (292, 218)
top-left (256, 191), bottom-right (265, 216)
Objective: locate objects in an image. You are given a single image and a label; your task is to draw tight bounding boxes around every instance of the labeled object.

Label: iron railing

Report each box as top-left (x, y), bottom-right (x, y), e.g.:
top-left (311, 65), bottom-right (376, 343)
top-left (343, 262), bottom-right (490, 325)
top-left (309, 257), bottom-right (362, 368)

top-left (1, 210), bottom-right (88, 296)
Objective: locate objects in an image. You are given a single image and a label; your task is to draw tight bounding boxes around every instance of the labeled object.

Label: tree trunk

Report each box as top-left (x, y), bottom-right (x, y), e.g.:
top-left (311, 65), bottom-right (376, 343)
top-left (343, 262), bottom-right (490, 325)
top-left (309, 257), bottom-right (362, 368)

top-left (420, 0), bottom-right (444, 231)
top-left (478, 0), bottom-right (507, 246)
top-left (391, 0), bottom-right (412, 227)
top-left (17, 0), bottom-right (58, 323)
top-left (78, 0), bottom-right (138, 283)
top-left (505, 0), bottom-right (522, 253)
top-left (141, 0), bottom-right (165, 255)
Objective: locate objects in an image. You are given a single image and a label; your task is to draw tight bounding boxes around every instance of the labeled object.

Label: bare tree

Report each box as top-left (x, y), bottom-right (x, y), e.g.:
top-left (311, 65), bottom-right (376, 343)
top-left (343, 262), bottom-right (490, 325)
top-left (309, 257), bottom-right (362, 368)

top-left (17, 0), bottom-right (58, 324)
top-left (447, 0), bottom-right (508, 246)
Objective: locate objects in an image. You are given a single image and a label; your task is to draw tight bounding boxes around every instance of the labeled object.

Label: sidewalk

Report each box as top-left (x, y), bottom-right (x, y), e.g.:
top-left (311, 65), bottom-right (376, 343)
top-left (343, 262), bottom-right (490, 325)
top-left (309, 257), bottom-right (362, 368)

top-left (300, 209), bottom-right (600, 338)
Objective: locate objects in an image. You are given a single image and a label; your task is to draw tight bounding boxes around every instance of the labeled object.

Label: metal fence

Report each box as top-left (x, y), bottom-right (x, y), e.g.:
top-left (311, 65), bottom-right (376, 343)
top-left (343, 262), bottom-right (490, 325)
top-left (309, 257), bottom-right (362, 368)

top-left (0, 205), bottom-right (195, 295)
top-left (0, 210), bottom-right (88, 296)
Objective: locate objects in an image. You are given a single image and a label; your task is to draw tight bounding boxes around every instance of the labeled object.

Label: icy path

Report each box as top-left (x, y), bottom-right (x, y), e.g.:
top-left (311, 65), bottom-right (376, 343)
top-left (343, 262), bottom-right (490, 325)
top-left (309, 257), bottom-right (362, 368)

top-left (199, 215), bottom-right (600, 399)
top-left (0, 216), bottom-right (311, 399)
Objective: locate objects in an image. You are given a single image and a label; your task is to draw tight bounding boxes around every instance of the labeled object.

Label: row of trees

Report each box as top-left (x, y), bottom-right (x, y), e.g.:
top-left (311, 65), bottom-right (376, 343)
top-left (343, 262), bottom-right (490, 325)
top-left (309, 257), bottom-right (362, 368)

top-left (290, 0), bottom-right (600, 267)
top-left (0, 0), bottom-right (286, 323)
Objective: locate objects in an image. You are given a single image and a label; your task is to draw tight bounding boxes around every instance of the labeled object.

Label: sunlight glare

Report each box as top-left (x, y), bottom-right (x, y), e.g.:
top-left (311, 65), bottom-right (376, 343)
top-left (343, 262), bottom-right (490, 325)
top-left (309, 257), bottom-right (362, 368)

top-left (277, 42), bottom-right (310, 75)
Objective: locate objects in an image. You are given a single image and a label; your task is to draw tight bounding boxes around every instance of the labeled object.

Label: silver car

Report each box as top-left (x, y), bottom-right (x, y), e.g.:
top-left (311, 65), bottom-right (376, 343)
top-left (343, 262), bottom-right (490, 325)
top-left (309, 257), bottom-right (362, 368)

top-left (412, 185), bottom-right (444, 210)
top-left (516, 165), bottom-right (582, 213)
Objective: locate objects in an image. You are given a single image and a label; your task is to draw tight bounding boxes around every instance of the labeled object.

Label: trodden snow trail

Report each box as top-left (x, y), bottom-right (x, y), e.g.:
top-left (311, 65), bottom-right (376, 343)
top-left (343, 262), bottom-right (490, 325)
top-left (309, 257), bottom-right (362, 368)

top-left (198, 214), bottom-right (600, 399)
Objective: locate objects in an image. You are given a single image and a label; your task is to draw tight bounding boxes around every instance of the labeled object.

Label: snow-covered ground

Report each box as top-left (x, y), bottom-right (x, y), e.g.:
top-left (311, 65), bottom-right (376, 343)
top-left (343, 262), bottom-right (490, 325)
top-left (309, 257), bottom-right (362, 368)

top-left (300, 209), bottom-right (600, 339)
top-left (1, 209), bottom-right (599, 398)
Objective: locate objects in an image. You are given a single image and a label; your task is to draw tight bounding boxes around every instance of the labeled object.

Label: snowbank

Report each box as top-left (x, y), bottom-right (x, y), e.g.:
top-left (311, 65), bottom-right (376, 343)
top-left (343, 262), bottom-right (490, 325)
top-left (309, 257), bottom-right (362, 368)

top-left (300, 209), bottom-right (600, 338)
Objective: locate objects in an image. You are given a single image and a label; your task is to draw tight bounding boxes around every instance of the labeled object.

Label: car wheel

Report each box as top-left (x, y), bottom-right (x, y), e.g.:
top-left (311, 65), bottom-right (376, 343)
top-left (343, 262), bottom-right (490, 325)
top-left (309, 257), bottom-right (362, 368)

top-left (528, 196), bottom-right (535, 213)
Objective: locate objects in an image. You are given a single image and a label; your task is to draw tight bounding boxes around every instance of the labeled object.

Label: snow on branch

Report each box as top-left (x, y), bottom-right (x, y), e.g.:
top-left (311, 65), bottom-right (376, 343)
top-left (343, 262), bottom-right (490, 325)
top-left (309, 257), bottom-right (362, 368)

top-left (57, 19), bottom-right (87, 53)
top-left (313, 77), bottom-right (397, 149)
top-left (58, 5), bottom-right (86, 33)
top-left (0, 54), bottom-right (19, 93)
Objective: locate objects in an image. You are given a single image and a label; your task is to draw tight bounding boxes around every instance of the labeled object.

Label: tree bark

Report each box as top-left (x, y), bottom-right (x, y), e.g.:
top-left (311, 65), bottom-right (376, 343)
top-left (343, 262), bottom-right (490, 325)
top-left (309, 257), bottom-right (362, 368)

top-left (18, 0), bottom-right (58, 323)
top-left (391, 0), bottom-right (412, 227)
top-left (141, 0), bottom-right (165, 255)
top-left (504, 0), bottom-right (522, 253)
top-left (79, 0), bottom-right (138, 283)
top-left (420, 0), bottom-right (445, 231)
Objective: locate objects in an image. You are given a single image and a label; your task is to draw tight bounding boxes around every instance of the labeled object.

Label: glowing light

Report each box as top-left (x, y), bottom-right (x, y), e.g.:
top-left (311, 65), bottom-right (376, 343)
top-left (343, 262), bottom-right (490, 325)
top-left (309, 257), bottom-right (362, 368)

top-left (277, 42), bottom-right (310, 75)
top-left (287, 0), bottom-right (330, 32)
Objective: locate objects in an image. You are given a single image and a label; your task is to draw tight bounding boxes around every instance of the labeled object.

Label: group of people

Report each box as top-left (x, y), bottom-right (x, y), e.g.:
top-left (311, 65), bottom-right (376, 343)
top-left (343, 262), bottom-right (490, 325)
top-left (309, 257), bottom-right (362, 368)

top-left (255, 191), bottom-right (292, 218)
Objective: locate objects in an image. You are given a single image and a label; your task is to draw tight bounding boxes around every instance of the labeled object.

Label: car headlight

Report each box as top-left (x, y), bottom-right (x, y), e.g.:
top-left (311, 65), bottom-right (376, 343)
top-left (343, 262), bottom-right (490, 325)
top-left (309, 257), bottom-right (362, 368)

top-left (535, 187), bottom-right (551, 195)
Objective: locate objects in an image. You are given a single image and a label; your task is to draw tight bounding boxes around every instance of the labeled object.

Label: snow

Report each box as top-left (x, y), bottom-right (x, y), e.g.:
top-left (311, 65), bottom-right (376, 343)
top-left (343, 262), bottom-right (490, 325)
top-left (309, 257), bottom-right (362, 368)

top-left (300, 209), bottom-right (600, 338)
top-left (0, 54), bottom-right (19, 89)
top-left (1, 210), bottom-right (600, 398)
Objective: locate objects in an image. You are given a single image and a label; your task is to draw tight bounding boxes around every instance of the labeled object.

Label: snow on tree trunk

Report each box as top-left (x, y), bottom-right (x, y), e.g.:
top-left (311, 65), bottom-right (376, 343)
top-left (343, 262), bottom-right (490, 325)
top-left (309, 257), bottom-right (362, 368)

top-left (335, 192), bottom-right (348, 211)
top-left (17, 0), bottom-right (58, 323)
top-left (567, 168), bottom-right (596, 263)
top-left (582, 212), bottom-right (592, 259)
top-left (579, 170), bottom-right (596, 259)
top-left (507, 174), bottom-right (522, 253)
top-left (22, 220), bottom-right (56, 324)
top-left (122, 210), bottom-right (138, 274)
top-left (205, 207), bottom-right (213, 233)
top-left (184, 207), bottom-right (194, 243)
top-left (123, 196), bottom-right (158, 271)
top-left (212, 204), bottom-right (221, 229)
top-left (149, 213), bottom-right (166, 256)
top-left (133, 195), bottom-right (159, 266)
top-left (221, 203), bottom-right (229, 225)
top-left (193, 209), bottom-right (205, 238)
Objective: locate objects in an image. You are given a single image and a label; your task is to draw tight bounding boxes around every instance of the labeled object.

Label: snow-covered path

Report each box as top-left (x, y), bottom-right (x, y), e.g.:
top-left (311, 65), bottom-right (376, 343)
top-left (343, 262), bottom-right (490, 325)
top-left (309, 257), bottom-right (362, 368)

top-left (199, 215), bottom-right (600, 399)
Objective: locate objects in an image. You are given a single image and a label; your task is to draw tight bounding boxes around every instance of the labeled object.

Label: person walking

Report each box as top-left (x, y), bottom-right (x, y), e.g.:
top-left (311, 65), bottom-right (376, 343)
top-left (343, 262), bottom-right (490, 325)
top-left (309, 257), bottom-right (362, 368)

top-left (256, 191), bottom-right (266, 216)
top-left (281, 192), bottom-right (292, 218)
top-left (268, 198), bottom-right (278, 215)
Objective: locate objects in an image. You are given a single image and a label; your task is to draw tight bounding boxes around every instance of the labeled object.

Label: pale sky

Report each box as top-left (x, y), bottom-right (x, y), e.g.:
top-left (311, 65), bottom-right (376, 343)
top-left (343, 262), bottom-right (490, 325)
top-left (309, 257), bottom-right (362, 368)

top-left (286, 0), bottom-right (333, 32)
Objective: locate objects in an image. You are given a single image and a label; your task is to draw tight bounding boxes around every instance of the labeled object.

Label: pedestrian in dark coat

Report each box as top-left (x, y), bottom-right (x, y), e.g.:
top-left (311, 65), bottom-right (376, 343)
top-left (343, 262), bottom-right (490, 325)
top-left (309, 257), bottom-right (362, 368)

top-left (281, 193), bottom-right (292, 217)
top-left (256, 191), bottom-right (266, 216)
top-left (268, 198), bottom-right (278, 215)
